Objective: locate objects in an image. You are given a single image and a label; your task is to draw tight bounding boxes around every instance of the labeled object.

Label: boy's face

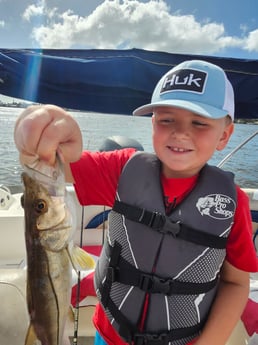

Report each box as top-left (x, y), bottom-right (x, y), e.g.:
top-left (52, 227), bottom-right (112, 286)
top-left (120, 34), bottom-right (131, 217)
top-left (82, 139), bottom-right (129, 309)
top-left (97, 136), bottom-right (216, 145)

top-left (152, 106), bottom-right (234, 178)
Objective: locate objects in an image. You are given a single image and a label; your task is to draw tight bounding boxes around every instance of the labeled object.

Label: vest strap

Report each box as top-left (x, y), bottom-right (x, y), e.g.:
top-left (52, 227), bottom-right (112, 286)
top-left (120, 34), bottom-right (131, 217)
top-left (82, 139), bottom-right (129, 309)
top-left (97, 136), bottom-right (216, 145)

top-left (110, 255), bottom-right (218, 295)
top-left (99, 243), bottom-right (206, 344)
top-left (133, 320), bottom-right (204, 345)
top-left (103, 292), bottom-right (204, 345)
top-left (113, 200), bottom-right (227, 249)
top-left (100, 241), bottom-right (122, 308)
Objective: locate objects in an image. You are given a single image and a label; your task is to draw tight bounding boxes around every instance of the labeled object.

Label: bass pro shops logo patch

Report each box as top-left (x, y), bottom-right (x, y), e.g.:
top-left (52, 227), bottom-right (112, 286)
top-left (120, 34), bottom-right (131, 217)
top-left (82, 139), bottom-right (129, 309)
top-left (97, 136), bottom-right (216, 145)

top-left (196, 194), bottom-right (236, 220)
top-left (160, 68), bottom-right (207, 94)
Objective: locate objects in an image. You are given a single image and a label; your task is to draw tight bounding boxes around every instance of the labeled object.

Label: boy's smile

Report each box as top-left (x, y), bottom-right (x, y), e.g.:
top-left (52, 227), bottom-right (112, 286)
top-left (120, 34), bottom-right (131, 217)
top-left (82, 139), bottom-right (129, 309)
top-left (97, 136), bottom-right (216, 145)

top-left (152, 106), bottom-right (234, 178)
top-left (167, 146), bottom-right (193, 153)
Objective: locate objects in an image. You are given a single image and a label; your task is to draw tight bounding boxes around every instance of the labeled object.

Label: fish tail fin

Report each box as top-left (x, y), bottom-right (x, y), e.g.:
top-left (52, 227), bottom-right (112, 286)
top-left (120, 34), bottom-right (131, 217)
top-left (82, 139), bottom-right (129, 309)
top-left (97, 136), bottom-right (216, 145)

top-left (24, 324), bottom-right (38, 345)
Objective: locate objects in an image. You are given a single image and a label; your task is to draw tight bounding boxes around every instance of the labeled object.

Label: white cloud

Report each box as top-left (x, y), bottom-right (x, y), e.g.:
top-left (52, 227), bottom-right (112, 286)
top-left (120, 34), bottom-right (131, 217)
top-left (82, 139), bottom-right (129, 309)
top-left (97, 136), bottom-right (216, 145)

top-left (23, 1), bottom-right (46, 21)
top-left (0, 20), bottom-right (5, 28)
top-left (25, 0), bottom-right (258, 54)
top-left (22, 0), bottom-right (57, 22)
top-left (244, 29), bottom-right (258, 52)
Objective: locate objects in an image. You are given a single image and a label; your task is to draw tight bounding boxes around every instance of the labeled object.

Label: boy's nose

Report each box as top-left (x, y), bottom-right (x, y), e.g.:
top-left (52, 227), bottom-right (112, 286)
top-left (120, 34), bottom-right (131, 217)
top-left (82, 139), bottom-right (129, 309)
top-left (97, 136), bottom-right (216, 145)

top-left (171, 122), bottom-right (190, 136)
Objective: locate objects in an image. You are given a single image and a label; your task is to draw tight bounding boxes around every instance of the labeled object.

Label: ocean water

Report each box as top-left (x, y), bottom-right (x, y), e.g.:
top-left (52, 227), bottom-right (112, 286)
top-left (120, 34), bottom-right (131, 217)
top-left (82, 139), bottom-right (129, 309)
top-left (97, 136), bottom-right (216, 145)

top-left (0, 106), bottom-right (257, 188)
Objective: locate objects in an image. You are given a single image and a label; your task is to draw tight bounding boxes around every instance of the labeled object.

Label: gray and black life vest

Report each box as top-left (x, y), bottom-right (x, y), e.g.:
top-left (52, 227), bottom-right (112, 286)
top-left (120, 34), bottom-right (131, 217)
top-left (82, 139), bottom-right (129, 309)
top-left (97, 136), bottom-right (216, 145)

top-left (94, 152), bottom-right (237, 345)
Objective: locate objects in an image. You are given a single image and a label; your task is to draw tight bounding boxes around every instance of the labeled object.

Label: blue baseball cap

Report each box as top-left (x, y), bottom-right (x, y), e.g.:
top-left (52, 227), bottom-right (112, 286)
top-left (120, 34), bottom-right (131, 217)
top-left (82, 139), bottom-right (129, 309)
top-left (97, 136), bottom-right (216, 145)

top-left (133, 60), bottom-right (235, 121)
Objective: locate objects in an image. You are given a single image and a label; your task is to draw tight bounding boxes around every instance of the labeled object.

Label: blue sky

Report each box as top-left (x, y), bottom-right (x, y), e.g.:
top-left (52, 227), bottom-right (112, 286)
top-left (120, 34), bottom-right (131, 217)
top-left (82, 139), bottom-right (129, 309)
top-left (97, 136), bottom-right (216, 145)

top-left (0, 0), bottom-right (258, 59)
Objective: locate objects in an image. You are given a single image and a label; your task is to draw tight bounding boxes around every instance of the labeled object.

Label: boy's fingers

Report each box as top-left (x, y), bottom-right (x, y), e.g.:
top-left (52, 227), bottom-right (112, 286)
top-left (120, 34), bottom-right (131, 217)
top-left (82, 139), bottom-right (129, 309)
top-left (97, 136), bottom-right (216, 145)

top-left (14, 105), bottom-right (82, 165)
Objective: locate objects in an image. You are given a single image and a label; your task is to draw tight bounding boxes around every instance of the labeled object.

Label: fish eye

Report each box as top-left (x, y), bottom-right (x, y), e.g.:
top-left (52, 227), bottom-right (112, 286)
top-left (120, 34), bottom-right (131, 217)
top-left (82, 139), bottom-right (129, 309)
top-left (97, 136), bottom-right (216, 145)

top-left (34, 199), bottom-right (48, 214)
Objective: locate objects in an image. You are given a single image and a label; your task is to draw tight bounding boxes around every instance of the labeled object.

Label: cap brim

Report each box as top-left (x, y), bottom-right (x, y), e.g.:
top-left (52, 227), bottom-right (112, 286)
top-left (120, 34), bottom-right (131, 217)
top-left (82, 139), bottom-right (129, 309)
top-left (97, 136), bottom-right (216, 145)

top-left (133, 100), bottom-right (230, 119)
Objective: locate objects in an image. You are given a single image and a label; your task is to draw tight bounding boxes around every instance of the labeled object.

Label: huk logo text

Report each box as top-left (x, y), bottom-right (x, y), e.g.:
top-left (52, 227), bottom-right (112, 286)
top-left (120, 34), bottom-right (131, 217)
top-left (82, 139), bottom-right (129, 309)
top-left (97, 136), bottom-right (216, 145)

top-left (161, 68), bottom-right (207, 94)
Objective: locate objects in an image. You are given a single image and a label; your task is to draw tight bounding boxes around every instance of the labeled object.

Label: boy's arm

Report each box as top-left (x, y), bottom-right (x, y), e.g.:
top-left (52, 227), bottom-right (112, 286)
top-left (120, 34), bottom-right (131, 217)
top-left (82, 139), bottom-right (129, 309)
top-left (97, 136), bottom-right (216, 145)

top-left (194, 260), bottom-right (250, 345)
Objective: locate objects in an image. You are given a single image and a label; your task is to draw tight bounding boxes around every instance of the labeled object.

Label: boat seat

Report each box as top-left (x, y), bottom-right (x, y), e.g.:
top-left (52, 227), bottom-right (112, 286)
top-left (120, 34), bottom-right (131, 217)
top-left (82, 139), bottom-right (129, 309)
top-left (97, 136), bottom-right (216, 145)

top-left (226, 320), bottom-right (250, 345)
top-left (0, 268), bottom-right (29, 345)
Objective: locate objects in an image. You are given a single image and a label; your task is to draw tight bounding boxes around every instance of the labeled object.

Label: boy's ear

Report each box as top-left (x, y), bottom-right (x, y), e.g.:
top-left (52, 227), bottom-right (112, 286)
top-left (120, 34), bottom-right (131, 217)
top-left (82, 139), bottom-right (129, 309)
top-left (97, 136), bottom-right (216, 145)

top-left (216, 122), bottom-right (234, 151)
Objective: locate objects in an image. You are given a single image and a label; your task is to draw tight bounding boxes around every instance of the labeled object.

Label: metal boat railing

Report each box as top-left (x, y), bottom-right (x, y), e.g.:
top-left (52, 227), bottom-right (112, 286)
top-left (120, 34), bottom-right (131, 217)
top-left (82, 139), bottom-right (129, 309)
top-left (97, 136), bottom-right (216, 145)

top-left (217, 130), bottom-right (258, 168)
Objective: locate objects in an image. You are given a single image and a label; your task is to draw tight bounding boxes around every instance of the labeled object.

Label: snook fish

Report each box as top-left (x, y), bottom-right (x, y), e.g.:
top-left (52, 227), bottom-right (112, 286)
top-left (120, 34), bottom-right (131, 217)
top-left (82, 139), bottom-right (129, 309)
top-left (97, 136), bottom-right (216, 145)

top-left (21, 159), bottom-right (95, 345)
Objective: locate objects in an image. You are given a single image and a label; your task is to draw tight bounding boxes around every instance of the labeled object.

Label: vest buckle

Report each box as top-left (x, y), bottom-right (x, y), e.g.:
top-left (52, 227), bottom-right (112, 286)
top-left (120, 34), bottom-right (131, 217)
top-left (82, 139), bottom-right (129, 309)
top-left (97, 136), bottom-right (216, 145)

top-left (107, 266), bottom-right (120, 283)
top-left (161, 219), bottom-right (181, 237)
top-left (139, 273), bottom-right (172, 294)
top-left (134, 333), bottom-right (168, 345)
top-left (147, 211), bottom-right (165, 228)
top-left (147, 211), bottom-right (180, 237)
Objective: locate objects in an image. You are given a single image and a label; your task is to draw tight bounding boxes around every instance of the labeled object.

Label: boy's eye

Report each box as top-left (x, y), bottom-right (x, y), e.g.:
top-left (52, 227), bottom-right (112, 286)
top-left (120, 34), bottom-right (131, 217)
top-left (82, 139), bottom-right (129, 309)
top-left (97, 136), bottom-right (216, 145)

top-left (161, 119), bottom-right (173, 123)
top-left (157, 118), bottom-right (174, 124)
top-left (192, 120), bottom-right (208, 127)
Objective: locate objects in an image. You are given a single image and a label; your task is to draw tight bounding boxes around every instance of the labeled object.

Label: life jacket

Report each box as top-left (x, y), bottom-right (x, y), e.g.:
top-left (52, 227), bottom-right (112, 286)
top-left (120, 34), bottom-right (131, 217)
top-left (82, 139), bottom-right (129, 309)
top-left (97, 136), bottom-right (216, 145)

top-left (94, 152), bottom-right (237, 345)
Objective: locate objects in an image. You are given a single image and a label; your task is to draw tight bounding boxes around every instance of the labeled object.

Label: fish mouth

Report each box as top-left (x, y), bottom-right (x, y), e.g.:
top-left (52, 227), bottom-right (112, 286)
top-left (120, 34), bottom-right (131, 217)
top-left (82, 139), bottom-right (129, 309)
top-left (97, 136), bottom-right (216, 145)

top-left (22, 158), bottom-right (65, 197)
top-left (24, 154), bottom-right (64, 179)
top-left (23, 162), bottom-right (61, 183)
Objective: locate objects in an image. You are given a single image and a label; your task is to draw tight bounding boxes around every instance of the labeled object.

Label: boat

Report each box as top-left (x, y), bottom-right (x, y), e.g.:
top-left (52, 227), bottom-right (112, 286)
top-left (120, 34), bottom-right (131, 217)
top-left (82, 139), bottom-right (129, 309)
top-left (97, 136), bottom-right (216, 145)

top-left (0, 48), bottom-right (258, 344)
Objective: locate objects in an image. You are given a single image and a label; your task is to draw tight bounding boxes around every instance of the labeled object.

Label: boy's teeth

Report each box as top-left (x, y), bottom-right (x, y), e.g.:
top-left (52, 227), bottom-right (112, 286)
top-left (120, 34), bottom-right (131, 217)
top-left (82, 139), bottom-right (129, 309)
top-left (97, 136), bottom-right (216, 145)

top-left (173, 147), bottom-right (185, 152)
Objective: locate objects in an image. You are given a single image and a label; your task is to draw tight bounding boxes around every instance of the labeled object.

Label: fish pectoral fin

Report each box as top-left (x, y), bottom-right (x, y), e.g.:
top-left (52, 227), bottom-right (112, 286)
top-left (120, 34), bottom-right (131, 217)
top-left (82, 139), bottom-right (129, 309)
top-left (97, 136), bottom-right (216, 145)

top-left (69, 245), bottom-right (95, 271)
top-left (24, 323), bottom-right (38, 345)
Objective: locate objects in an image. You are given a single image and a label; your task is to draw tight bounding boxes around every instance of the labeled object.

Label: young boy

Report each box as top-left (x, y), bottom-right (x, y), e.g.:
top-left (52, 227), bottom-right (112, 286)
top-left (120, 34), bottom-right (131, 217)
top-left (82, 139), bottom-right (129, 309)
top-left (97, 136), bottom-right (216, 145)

top-left (14, 60), bottom-right (257, 345)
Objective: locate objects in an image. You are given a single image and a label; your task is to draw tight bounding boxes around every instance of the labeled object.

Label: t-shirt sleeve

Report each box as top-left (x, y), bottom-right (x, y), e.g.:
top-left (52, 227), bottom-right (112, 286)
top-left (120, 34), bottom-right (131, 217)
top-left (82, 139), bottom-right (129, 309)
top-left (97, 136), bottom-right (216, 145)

top-left (70, 148), bottom-right (136, 207)
top-left (226, 186), bottom-right (258, 272)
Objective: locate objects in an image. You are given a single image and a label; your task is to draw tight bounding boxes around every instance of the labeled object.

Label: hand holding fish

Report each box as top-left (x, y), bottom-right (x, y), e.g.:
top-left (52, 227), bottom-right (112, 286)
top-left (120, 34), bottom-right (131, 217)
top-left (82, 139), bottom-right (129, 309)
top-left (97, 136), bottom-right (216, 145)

top-left (14, 104), bottom-right (83, 170)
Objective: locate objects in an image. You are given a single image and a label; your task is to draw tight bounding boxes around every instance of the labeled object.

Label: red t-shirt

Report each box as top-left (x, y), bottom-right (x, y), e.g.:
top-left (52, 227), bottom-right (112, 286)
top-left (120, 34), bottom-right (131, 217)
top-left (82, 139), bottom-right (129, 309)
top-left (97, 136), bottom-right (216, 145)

top-left (71, 148), bottom-right (258, 345)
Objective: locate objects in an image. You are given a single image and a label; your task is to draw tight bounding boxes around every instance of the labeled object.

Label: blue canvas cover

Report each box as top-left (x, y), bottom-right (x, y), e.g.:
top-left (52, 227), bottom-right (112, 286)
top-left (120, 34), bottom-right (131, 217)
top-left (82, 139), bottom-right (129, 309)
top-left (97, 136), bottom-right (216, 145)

top-left (0, 48), bottom-right (257, 119)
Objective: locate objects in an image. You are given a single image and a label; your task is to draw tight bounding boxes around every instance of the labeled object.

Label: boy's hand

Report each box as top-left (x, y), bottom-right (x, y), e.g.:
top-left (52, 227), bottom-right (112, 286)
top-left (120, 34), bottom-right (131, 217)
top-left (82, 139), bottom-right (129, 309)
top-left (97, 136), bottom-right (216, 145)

top-left (14, 104), bottom-right (83, 167)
